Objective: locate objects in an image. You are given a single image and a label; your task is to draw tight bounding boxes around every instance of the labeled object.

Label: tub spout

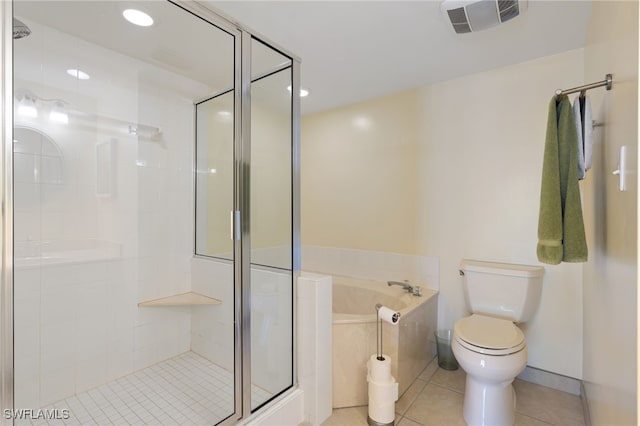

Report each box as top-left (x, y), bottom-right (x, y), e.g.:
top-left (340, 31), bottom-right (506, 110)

top-left (387, 280), bottom-right (422, 296)
top-left (387, 280), bottom-right (412, 291)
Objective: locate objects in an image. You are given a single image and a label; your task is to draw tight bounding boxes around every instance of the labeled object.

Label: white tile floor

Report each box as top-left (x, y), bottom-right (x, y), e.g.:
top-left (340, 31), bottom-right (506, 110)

top-left (19, 351), bottom-right (272, 426)
top-left (15, 352), bottom-right (586, 426)
top-left (322, 356), bottom-right (586, 426)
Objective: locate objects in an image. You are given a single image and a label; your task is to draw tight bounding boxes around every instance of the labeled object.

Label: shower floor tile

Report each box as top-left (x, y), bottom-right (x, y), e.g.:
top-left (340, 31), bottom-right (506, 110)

top-left (18, 351), bottom-right (272, 426)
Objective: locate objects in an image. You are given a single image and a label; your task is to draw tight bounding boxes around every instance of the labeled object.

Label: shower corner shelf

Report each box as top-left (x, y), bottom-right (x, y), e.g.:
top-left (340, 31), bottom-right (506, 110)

top-left (137, 292), bottom-right (221, 307)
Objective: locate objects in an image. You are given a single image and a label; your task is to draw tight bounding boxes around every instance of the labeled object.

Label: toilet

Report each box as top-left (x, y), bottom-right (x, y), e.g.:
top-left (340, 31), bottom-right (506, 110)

top-left (452, 259), bottom-right (544, 426)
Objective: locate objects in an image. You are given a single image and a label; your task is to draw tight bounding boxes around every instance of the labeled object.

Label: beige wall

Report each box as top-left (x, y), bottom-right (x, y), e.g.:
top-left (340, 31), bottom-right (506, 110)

top-left (302, 90), bottom-right (419, 254)
top-left (251, 95), bottom-right (292, 252)
top-left (582, 1), bottom-right (638, 424)
top-left (196, 79), bottom-right (292, 267)
top-left (416, 49), bottom-right (585, 379)
top-left (302, 49), bottom-right (587, 378)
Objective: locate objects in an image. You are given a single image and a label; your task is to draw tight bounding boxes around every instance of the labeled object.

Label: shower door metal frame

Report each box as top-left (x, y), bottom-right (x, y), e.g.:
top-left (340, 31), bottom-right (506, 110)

top-left (175, 2), bottom-right (244, 424)
top-left (0, 1), bottom-right (13, 424)
top-left (239, 29), bottom-right (302, 420)
top-left (0, 1), bottom-right (301, 425)
top-left (185, 1), bottom-right (301, 422)
top-left (239, 30), bottom-right (253, 419)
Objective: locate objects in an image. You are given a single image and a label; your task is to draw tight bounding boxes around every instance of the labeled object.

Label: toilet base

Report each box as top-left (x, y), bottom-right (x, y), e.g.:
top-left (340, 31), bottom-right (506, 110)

top-left (463, 375), bottom-right (516, 426)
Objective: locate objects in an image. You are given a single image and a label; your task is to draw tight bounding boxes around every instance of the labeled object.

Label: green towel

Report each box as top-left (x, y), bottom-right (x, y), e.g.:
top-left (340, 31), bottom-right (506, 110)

top-left (537, 95), bottom-right (588, 264)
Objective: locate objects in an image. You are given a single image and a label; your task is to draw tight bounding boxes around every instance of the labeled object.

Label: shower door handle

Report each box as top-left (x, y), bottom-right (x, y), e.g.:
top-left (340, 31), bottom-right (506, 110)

top-left (230, 210), bottom-right (241, 240)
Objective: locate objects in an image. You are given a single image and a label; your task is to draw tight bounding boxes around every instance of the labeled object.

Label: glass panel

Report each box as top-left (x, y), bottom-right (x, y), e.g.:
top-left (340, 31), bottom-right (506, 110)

top-left (251, 39), bottom-right (292, 80)
top-left (251, 69), bottom-right (292, 269)
top-left (250, 38), bottom-right (293, 411)
top-left (195, 92), bottom-right (234, 259)
top-left (12, 1), bottom-right (237, 424)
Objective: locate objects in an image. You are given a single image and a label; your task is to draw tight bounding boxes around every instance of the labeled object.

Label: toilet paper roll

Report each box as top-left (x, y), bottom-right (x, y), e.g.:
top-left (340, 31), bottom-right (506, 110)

top-left (368, 401), bottom-right (396, 424)
top-left (378, 306), bottom-right (400, 324)
top-left (367, 354), bottom-right (392, 383)
top-left (368, 380), bottom-right (398, 403)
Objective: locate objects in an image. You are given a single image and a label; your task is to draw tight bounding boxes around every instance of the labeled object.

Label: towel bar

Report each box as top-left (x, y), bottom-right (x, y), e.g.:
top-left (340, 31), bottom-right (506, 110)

top-left (555, 74), bottom-right (612, 96)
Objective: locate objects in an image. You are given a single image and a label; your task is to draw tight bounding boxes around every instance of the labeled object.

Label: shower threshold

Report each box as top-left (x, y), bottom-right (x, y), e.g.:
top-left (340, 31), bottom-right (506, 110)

top-left (19, 351), bottom-right (272, 426)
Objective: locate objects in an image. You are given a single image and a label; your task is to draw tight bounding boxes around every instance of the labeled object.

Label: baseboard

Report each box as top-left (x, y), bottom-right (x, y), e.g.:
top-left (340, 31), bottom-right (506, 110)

top-left (516, 366), bottom-right (581, 396)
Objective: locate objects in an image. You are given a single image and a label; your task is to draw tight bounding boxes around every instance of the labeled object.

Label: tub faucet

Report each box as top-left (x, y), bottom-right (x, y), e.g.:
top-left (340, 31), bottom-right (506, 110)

top-left (387, 280), bottom-right (422, 296)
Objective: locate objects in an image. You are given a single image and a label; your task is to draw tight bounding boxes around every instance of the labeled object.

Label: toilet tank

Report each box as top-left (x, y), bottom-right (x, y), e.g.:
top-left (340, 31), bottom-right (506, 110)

top-left (460, 259), bottom-right (544, 322)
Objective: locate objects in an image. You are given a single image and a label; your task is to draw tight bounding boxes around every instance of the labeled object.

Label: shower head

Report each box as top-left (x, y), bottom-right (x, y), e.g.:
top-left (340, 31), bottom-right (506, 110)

top-left (13, 18), bottom-right (31, 39)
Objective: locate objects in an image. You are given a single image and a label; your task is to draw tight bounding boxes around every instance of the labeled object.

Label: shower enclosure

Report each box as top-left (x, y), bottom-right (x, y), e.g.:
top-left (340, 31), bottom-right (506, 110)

top-left (0, 1), bottom-right (300, 425)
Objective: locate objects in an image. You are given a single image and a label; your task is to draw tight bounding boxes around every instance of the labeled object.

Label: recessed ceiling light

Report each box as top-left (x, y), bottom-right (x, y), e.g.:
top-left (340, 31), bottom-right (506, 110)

top-left (287, 85), bottom-right (309, 97)
top-left (66, 69), bottom-right (90, 80)
top-left (123, 9), bottom-right (154, 27)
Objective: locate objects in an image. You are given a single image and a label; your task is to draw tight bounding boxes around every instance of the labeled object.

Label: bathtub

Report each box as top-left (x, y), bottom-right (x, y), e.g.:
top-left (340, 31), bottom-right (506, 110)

top-left (331, 275), bottom-right (438, 408)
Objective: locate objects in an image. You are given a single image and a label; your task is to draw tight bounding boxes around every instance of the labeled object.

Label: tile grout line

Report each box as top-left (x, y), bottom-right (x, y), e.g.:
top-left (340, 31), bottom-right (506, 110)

top-left (33, 351), bottom-right (273, 425)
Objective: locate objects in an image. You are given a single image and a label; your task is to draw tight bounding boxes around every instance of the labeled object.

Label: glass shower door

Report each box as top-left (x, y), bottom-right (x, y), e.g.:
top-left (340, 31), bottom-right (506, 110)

top-left (8, 1), bottom-right (300, 424)
top-left (12, 1), bottom-right (241, 424)
top-left (249, 38), bottom-right (294, 411)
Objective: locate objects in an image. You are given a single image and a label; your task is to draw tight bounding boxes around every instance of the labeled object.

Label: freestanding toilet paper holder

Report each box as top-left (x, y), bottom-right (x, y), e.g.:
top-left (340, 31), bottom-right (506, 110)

top-left (367, 304), bottom-right (401, 426)
top-left (375, 303), bottom-right (399, 361)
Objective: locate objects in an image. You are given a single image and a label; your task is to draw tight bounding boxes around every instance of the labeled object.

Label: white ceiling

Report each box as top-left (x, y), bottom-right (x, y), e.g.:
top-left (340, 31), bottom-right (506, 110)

top-left (15, 1), bottom-right (293, 107)
top-left (211, 0), bottom-right (593, 115)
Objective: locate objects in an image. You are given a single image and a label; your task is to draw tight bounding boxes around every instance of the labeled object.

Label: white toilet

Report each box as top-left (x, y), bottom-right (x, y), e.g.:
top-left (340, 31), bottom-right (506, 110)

top-left (452, 259), bottom-right (544, 426)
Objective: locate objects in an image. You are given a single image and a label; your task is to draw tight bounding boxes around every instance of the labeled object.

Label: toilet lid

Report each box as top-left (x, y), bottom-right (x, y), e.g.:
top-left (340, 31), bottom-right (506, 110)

top-left (454, 314), bottom-right (525, 355)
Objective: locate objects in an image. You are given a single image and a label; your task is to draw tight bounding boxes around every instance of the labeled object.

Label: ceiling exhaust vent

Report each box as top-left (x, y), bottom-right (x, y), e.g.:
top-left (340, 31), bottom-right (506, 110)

top-left (441, 0), bottom-right (528, 34)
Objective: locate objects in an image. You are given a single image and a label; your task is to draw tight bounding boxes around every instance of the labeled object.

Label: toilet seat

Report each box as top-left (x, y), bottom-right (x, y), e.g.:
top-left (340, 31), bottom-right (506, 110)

top-left (454, 314), bottom-right (525, 356)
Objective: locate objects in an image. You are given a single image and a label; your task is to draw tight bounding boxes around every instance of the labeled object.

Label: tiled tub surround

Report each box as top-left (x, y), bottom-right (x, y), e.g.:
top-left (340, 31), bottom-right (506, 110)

top-left (297, 273), bottom-right (333, 425)
top-left (302, 246), bottom-right (439, 291)
top-left (332, 276), bottom-right (437, 408)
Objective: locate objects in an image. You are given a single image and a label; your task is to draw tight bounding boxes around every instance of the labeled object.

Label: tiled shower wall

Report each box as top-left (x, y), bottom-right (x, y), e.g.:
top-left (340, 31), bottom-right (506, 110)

top-left (13, 14), bottom-right (295, 414)
top-left (13, 19), bottom-right (198, 409)
top-left (190, 257), bottom-right (293, 396)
